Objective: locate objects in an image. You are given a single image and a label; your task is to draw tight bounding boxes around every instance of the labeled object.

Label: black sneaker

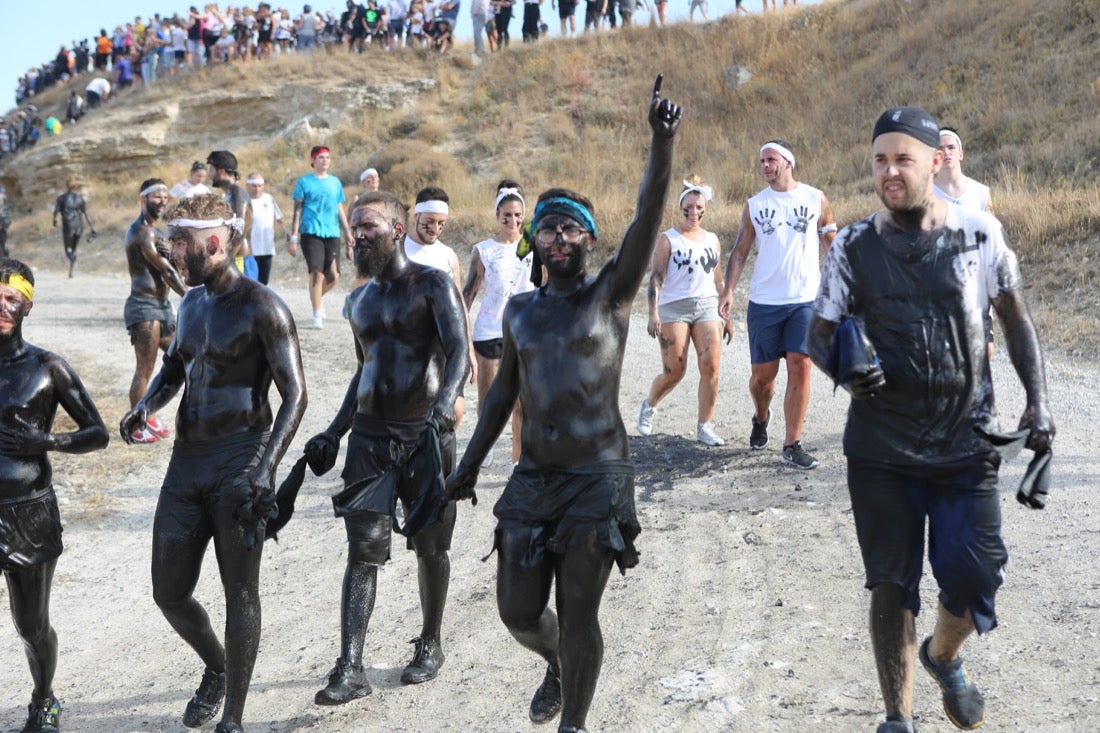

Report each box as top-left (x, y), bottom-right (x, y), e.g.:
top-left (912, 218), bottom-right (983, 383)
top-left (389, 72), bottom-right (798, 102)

top-left (528, 665), bottom-right (562, 723)
top-left (314, 658), bottom-right (372, 705)
top-left (877, 718), bottom-right (917, 733)
top-left (182, 668), bottom-right (225, 728)
top-left (400, 636), bottom-right (444, 684)
top-left (919, 637), bottom-right (985, 730)
top-left (781, 441), bottom-right (819, 469)
top-left (749, 410), bottom-right (770, 449)
top-left (21, 696), bottom-right (60, 733)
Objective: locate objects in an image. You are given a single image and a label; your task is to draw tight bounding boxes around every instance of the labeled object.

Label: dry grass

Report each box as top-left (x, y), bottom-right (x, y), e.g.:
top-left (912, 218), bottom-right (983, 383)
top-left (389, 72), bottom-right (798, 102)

top-left (3, 0), bottom-right (1098, 349)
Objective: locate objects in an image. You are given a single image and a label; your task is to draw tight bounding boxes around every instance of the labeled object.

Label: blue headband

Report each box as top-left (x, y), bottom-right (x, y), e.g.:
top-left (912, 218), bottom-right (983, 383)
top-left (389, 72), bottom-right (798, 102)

top-left (531, 197), bottom-right (598, 240)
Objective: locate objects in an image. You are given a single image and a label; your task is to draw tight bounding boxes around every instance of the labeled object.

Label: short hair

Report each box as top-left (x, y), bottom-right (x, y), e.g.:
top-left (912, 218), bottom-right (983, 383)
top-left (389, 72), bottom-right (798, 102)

top-left (0, 258), bottom-right (34, 288)
top-left (66, 176), bottom-right (79, 191)
top-left (535, 187), bottom-right (594, 217)
top-left (206, 149), bottom-right (239, 176)
top-left (190, 160), bottom-right (207, 172)
top-left (310, 144), bottom-right (329, 160)
top-left (940, 125), bottom-right (963, 149)
top-left (352, 191), bottom-right (408, 231)
top-left (139, 177), bottom-right (166, 196)
top-left (165, 193), bottom-right (235, 225)
top-left (415, 186), bottom-right (449, 204)
top-left (763, 138), bottom-right (794, 153)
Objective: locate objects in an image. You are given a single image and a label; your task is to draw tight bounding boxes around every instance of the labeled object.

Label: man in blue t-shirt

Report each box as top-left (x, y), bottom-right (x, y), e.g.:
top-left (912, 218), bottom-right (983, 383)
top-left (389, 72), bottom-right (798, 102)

top-left (289, 145), bottom-right (350, 329)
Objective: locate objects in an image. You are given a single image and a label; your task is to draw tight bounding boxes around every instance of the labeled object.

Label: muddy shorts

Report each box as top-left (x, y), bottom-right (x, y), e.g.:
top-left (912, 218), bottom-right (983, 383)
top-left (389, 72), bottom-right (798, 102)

top-left (492, 460), bottom-right (640, 574)
top-left (336, 414), bottom-right (457, 558)
top-left (847, 452), bottom-right (1006, 634)
top-left (474, 338), bottom-right (504, 360)
top-left (0, 488), bottom-right (63, 573)
top-left (124, 292), bottom-right (176, 342)
top-left (154, 430), bottom-right (268, 540)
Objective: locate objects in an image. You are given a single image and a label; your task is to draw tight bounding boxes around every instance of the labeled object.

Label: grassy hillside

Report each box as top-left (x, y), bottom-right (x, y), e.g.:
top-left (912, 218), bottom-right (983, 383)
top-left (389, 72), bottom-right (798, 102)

top-left (3, 0), bottom-right (1098, 352)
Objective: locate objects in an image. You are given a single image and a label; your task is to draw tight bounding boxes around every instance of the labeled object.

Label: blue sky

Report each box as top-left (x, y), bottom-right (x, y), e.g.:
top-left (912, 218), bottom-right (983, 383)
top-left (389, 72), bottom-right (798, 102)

top-left (4, 0), bottom-right (788, 110)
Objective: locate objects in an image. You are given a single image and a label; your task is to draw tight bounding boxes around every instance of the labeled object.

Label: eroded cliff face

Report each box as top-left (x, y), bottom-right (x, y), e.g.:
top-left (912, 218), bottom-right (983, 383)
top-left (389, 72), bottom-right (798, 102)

top-left (1, 77), bottom-right (436, 200)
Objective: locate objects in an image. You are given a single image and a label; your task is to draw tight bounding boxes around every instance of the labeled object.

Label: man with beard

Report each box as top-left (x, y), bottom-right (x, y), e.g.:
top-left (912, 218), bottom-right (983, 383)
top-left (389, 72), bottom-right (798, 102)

top-left (445, 76), bottom-right (681, 733)
top-left (52, 177), bottom-right (96, 278)
top-left (808, 107), bottom-right (1055, 733)
top-left (306, 189), bottom-right (469, 706)
top-left (124, 178), bottom-right (187, 444)
top-left (206, 150), bottom-right (254, 277)
top-left (0, 257), bottom-right (109, 733)
top-left (121, 193), bottom-right (307, 733)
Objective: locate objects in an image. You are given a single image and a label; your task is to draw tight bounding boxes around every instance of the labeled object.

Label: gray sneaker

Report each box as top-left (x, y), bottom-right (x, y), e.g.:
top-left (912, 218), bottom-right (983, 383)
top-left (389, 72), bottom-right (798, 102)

top-left (781, 441), bottom-right (819, 469)
top-left (749, 410), bottom-right (770, 449)
top-left (636, 398), bottom-right (656, 436)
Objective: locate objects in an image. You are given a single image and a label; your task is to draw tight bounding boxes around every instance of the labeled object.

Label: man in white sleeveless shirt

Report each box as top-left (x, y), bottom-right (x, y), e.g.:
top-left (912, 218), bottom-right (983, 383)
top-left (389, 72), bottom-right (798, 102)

top-left (718, 139), bottom-right (837, 469)
top-left (933, 127), bottom-right (992, 213)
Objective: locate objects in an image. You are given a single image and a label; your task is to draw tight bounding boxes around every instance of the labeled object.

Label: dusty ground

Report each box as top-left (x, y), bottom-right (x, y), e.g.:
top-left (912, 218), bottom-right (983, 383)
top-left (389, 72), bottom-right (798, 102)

top-left (0, 265), bottom-right (1096, 733)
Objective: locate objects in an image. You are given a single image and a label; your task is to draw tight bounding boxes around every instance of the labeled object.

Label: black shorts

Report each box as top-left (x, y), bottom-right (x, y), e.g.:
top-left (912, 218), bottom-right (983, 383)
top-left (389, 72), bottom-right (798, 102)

top-left (473, 338), bottom-right (504, 360)
top-left (153, 430), bottom-right (268, 541)
top-left (124, 292), bottom-right (176, 341)
top-left (0, 488), bottom-right (63, 573)
top-left (847, 452), bottom-right (1006, 634)
top-left (493, 460), bottom-right (640, 574)
top-left (558, 0), bottom-right (577, 17)
top-left (301, 233), bottom-right (340, 273)
top-left (337, 414), bottom-right (457, 559)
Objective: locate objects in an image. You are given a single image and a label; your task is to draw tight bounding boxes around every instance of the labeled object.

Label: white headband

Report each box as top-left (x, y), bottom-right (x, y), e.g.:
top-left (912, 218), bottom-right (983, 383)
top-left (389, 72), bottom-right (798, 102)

top-left (494, 187), bottom-right (525, 213)
top-left (141, 183), bottom-right (168, 197)
top-left (359, 168), bottom-right (378, 182)
top-left (678, 181), bottom-right (714, 206)
top-left (167, 217), bottom-right (245, 234)
top-left (939, 129), bottom-right (963, 149)
top-left (414, 200), bottom-right (449, 215)
top-left (760, 143), bottom-right (796, 168)
top-left (246, 177), bottom-right (264, 185)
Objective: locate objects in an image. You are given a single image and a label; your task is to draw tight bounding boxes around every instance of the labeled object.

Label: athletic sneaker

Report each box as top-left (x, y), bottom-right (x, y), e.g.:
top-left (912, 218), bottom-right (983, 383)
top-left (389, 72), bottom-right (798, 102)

top-left (696, 422), bottom-right (726, 446)
top-left (529, 665), bottom-right (562, 723)
top-left (636, 398), bottom-right (656, 436)
top-left (130, 427), bottom-right (160, 444)
top-left (919, 637), bottom-right (985, 730)
top-left (400, 636), bottom-right (444, 684)
top-left (314, 657), bottom-right (372, 705)
top-left (21, 696), bottom-right (60, 733)
top-left (311, 311), bottom-right (324, 330)
top-left (781, 441), bottom-right (819, 470)
top-left (876, 719), bottom-right (917, 733)
top-left (146, 415), bottom-right (171, 439)
top-left (749, 410), bottom-right (770, 449)
top-left (182, 668), bottom-right (225, 728)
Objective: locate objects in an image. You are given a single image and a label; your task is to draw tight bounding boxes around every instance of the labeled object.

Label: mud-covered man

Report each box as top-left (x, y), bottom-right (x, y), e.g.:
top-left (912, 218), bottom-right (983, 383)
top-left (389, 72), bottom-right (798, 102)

top-left (0, 258), bottom-right (109, 733)
top-left (445, 75), bottom-right (682, 733)
top-left (306, 189), bottom-right (470, 706)
top-left (120, 193), bottom-right (307, 733)
top-left (124, 178), bottom-right (188, 444)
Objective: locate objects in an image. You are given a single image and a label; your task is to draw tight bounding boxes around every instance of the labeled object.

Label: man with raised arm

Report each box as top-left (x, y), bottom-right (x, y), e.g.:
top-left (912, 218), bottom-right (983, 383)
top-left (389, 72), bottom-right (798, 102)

top-left (305, 188), bottom-right (470, 706)
top-left (124, 177), bottom-right (188, 444)
top-left (0, 258), bottom-right (109, 733)
top-left (445, 75), bottom-right (682, 733)
top-left (120, 193), bottom-right (307, 733)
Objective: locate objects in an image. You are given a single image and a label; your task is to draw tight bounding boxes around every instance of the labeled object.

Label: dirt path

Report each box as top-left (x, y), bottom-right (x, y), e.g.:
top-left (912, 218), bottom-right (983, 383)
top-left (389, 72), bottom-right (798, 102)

top-left (0, 269), bottom-right (1095, 733)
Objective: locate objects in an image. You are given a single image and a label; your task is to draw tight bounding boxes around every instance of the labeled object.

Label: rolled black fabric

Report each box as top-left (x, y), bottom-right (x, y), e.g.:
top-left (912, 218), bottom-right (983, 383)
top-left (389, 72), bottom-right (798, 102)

top-left (825, 317), bottom-right (879, 391)
top-left (872, 107), bottom-right (941, 148)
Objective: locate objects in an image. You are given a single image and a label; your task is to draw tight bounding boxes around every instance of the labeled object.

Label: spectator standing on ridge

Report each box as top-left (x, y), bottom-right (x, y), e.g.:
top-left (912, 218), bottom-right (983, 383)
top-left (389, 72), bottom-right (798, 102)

top-left (289, 145), bottom-right (350, 329)
top-left (522, 0), bottom-right (542, 41)
top-left (718, 139), bottom-right (838, 469)
top-left (808, 105), bottom-right (1055, 733)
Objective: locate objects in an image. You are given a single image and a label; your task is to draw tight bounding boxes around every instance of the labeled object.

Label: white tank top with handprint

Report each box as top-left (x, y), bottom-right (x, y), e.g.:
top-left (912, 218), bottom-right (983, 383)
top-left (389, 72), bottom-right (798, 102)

top-left (746, 182), bottom-right (825, 305)
top-left (659, 228), bottom-right (722, 305)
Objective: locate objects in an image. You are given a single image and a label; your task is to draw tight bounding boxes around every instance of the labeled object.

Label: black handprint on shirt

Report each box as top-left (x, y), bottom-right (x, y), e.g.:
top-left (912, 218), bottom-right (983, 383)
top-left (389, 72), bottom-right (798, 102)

top-left (698, 247), bottom-right (719, 274)
top-left (754, 207), bottom-right (777, 236)
top-left (789, 205), bottom-right (816, 234)
top-left (671, 248), bottom-right (693, 273)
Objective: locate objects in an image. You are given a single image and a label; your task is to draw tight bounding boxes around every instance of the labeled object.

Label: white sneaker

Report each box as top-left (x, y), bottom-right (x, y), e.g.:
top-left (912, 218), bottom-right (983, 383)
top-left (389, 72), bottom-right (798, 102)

top-left (637, 398), bottom-right (656, 436)
top-left (312, 312), bottom-right (324, 330)
top-left (697, 422), bottom-right (726, 447)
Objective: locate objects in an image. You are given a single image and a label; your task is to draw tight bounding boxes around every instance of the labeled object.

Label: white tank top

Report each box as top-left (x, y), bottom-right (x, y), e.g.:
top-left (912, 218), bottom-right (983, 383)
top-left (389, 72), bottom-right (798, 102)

top-left (746, 182), bottom-right (825, 305)
top-left (658, 227), bottom-right (721, 305)
top-left (470, 237), bottom-right (535, 341)
top-left (934, 178), bottom-right (991, 212)
top-left (404, 236), bottom-right (457, 278)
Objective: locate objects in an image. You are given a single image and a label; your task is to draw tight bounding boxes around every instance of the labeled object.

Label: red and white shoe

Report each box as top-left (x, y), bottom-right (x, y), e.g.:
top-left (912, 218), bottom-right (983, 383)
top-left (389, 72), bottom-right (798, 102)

top-left (130, 427), bottom-right (160, 444)
top-left (146, 416), bottom-right (170, 439)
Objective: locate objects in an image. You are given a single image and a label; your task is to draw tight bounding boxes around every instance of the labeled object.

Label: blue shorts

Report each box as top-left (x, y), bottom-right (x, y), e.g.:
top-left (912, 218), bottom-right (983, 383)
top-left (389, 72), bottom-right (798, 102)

top-left (847, 453), bottom-right (1006, 634)
top-left (746, 300), bottom-right (812, 363)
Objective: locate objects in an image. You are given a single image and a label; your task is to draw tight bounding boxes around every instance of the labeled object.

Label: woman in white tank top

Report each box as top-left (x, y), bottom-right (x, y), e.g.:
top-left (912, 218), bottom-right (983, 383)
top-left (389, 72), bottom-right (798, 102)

top-left (637, 177), bottom-right (732, 447)
top-left (462, 180), bottom-right (534, 468)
